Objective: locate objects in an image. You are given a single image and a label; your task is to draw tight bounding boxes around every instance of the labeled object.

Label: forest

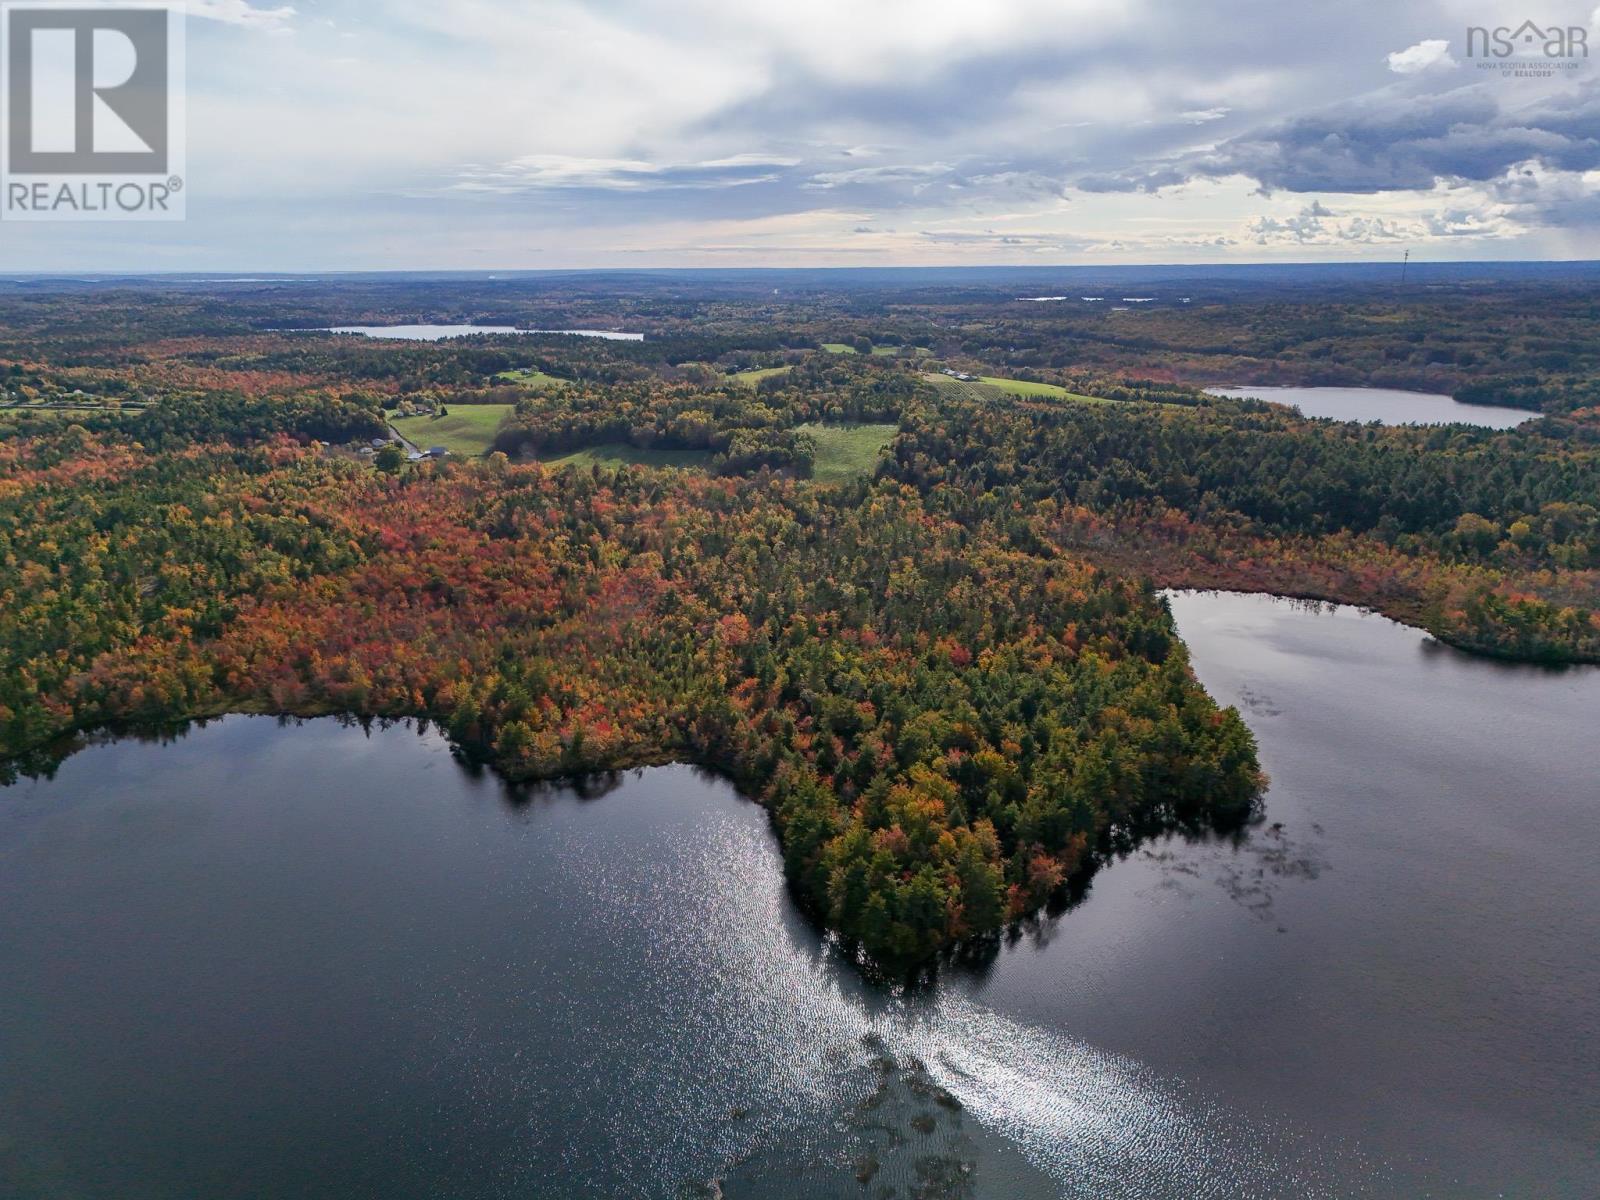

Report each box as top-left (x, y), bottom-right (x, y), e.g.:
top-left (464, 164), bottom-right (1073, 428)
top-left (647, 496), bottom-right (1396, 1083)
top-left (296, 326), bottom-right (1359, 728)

top-left (1, 269), bottom-right (1596, 962)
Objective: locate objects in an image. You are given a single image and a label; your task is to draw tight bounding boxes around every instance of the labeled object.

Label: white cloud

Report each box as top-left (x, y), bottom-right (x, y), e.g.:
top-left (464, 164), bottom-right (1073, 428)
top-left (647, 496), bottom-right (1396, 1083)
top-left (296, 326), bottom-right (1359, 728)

top-left (1386, 39), bottom-right (1457, 75)
top-left (189, 0), bottom-right (295, 32)
top-left (452, 154), bottom-right (799, 193)
top-left (1243, 191), bottom-right (1512, 247)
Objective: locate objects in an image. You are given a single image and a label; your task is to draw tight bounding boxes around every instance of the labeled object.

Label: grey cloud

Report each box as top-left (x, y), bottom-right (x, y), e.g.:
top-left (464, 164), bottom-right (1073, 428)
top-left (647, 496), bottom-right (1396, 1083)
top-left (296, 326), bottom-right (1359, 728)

top-left (792, 154), bottom-right (1076, 210)
top-left (1079, 83), bottom-right (1600, 195)
top-left (1078, 165), bottom-right (1188, 193)
top-left (1490, 163), bottom-right (1600, 226)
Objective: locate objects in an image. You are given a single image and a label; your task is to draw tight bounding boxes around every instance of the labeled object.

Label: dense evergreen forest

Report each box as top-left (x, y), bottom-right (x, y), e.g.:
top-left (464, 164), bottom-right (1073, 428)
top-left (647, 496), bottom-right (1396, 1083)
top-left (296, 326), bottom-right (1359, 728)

top-left (1, 270), bottom-right (1595, 961)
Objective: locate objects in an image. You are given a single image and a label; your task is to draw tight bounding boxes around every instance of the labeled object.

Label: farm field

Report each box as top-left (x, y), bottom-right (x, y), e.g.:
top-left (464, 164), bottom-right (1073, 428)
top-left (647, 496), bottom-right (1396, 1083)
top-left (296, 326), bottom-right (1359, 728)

top-left (391, 404), bottom-right (516, 456)
top-left (921, 373), bottom-right (1008, 403)
top-left (732, 365), bottom-right (792, 386)
top-left (923, 372), bottom-right (1110, 405)
top-left (977, 375), bottom-right (1109, 402)
top-left (495, 368), bottom-right (564, 388)
top-left (821, 342), bottom-right (927, 357)
top-left (795, 421), bottom-right (899, 483)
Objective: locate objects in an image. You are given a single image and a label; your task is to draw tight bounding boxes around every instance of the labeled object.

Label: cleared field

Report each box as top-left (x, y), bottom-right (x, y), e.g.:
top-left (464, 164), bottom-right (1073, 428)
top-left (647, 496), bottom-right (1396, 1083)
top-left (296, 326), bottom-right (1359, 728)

top-left (923, 372), bottom-right (1108, 406)
top-left (495, 368), bottom-right (564, 388)
top-left (391, 404), bottom-right (516, 456)
top-left (536, 443), bottom-right (712, 470)
top-left (732, 365), bottom-right (792, 386)
top-left (821, 343), bottom-right (928, 358)
top-left (795, 421), bottom-right (899, 483)
top-left (977, 375), bottom-right (1109, 403)
top-left (922, 373), bottom-right (1007, 403)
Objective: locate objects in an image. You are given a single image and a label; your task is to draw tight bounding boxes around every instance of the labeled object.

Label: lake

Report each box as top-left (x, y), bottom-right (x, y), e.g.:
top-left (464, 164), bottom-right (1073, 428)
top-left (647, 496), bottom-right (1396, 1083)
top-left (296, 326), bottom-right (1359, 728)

top-left (322, 325), bottom-right (644, 341)
top-left (1205, 385), bottom-right (1537, 428)
top-left (1, 593), bottom-right (1595, 1198)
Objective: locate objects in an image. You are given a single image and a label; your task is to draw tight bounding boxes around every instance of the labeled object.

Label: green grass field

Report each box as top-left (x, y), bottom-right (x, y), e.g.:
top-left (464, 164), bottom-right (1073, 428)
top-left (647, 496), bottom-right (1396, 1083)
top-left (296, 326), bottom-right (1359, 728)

top-left (535, 443), bottom-right (712, 470)
top-left (821, 343), bottom-right (929, 358)
top-left (977, 376), bottom-right (1109, 403)
top-left (922, 373), bottom-right (1008, 403)
top-left (391, 404), bottom-right (516, 456)
top-left (732, 365), bottom-right (793, 386)
top-left (923, 372), bottom-right (1109, 406)
top-left (795, 422), bottom-right (899, 483)
top-left (494, 368), bottom-right (564, 388)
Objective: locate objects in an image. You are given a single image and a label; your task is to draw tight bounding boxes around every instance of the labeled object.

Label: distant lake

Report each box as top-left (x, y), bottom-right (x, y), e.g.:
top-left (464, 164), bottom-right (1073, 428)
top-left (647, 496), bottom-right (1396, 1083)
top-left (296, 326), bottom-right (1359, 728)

top-left (1205, 385), bottom-right (1536, 428)
top-left (1, 593), bottom-right (1596, 1197)
top-left (322, 324), bottom-right (644, 341)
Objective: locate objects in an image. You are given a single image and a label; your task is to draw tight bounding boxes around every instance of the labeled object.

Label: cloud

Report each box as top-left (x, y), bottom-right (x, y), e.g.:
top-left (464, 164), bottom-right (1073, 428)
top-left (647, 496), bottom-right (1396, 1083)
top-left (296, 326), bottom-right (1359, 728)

top-left (1386, 39), bottom-right (1456, 75)
top-left (1246, 200), bottom-right (1338, 242)
top-left (804, 163), bottom-right (952, 190)
top-left (452, 153), bottom-right (800, 194)
top-left (188, 0), bottom-right (295, 31)
top-left (917, 229), bottom-right (1093, 250)
top-left (1489, 162), bottom-right (1600, 227)
top-left (1078, 83), bottom-right (1600, 195)
top-left (1245, 201), bottom-right (1501, 246)
top-left (1179, 107), bottom-right (1232, 124)
top-left (1420, 209), bottom-right (1498, 237)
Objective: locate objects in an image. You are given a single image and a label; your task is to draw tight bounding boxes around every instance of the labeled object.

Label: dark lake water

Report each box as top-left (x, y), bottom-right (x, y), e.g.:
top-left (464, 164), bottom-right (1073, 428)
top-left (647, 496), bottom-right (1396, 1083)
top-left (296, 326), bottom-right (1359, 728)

top-left (2, 592), bottom-right (1596, 1198)
top-left (323, 325), bottom-right (644, 341)
top-left (1205, 385), bottom-right (1536, 428)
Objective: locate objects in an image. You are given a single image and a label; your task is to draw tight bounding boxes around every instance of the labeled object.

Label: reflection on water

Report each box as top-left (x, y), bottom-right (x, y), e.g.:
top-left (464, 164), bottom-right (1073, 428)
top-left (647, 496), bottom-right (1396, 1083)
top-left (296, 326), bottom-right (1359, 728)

top-left (1, 591), bottom-right (1596, 1198)
top-left (0, 719), bottom-right (1374, 1199)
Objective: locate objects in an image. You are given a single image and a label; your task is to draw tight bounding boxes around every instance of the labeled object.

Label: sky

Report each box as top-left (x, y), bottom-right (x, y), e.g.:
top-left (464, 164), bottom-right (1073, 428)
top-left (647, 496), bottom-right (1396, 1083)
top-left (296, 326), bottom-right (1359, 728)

top-left (2, 0), bottom-right (1599, 270)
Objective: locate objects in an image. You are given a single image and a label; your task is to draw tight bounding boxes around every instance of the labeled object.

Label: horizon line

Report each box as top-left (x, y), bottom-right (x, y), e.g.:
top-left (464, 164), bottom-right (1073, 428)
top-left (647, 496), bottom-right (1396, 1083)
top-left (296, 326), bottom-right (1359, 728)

top-left (5, 257), bottom-right (1600, 279)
